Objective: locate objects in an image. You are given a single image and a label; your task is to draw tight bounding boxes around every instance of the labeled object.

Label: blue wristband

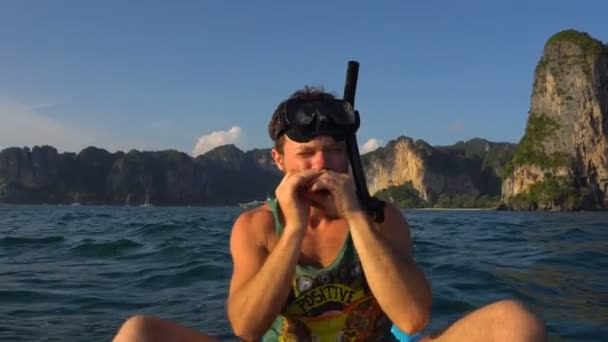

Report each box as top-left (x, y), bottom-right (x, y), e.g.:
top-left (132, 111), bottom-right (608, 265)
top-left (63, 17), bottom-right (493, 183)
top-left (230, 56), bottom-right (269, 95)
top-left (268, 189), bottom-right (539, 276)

top-left (391, 324), bottom-right (423, 342)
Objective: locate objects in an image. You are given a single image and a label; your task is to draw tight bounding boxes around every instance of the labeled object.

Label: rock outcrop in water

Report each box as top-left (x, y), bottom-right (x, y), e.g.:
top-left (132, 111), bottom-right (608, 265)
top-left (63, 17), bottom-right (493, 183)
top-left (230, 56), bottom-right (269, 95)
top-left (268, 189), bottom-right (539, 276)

top-left (501, 30), bottom-right (608, 210)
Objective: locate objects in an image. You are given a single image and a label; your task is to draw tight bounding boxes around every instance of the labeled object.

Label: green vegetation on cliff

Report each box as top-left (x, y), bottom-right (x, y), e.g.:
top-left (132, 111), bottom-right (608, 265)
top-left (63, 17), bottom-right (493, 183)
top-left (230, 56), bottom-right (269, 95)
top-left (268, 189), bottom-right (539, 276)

top-left (502, 113), bottom-right (572, 179)
top-left (443, 139), bottom-right (516, 195)
top-left (509, 175), bottom-right (590, 210)
top-left (546, 29), bottom-right (608, 57)
top-left (436, 194), bottom-right (500, 208)
top-left (375, 182), bottom-right (428, 208)
top-left (535, 30), bottom-right (607, 91)
top-left (375, 182), bottom-right (500, 209)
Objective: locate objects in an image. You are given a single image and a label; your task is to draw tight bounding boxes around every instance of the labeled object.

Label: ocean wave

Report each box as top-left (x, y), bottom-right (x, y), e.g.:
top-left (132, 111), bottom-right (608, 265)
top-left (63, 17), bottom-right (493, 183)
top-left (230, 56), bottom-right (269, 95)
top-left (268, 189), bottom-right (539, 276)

top-left (0, 236), bottom-right (65, 247)
top-left (70, 238), bottom-right (142, 258)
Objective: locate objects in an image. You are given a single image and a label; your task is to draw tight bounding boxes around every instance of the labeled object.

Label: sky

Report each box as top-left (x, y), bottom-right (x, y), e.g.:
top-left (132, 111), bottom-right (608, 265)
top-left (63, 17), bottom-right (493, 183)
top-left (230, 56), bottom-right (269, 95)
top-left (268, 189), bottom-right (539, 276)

top-left (1, 1), bottom-right (607, 156)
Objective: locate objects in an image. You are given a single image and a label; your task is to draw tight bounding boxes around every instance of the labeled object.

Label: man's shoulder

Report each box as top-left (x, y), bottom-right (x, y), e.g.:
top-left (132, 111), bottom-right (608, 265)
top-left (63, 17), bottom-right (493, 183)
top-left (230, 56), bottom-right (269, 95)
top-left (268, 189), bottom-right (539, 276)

top-left (230, 204), bottom-right (278, 252)
top-left (236, 203), bottom-right (275, 222)
top-left (382, 201), bottom-right (405, 219)
top-left (376, 201), bottom-right (410, 231)
top-left (232, 204), bottom-right (277, 234)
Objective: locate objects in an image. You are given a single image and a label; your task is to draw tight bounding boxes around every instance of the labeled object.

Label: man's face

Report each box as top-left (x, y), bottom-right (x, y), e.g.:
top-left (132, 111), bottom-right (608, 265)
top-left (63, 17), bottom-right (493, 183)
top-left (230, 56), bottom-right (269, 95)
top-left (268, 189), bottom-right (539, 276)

top-left (272, 135), bottom-right (349, 174)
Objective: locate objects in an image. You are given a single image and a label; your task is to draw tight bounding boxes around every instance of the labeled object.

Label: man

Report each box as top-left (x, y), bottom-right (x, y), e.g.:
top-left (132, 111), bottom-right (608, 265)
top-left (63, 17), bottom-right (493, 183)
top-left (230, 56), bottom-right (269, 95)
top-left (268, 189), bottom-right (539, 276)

top-left (226, 87), bottom-right (546, 342)
top-left (113, 87), bottom-right (546, 342)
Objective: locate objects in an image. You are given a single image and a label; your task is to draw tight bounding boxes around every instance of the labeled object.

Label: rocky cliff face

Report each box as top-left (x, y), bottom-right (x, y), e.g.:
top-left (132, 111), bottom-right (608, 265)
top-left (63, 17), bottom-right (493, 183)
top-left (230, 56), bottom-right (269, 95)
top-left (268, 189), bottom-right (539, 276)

top-left (502, 30), bottom-right (608, 210)
top-left (0, 138), bottom-right (514, 206)
top-left (0, 145), bottom-right (281, 205)
top-left (362, 137), bottom-right (516, 203)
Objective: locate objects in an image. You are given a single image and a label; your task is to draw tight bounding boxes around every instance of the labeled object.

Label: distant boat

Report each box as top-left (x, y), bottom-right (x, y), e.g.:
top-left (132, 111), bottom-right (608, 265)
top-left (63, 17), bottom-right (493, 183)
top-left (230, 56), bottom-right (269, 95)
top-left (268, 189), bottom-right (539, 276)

top-left (238, 200), bottom-right (265, 209)
top-left (71, 193), bottom-right (81, 206)
top-left (238, 195), bottom-right (270, 209)
top-left (140, 192), bottom-right (153, 207)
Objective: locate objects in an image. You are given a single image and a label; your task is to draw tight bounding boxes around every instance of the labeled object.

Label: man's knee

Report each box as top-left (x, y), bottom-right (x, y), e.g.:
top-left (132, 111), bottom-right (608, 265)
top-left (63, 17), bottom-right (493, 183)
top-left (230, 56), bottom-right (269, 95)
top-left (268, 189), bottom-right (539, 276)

top-left (491, 300), bottom-right (546, 340)
top-left (113, 315), bottom-right (157, 342)
top-left (492, 299), bottom-right (538, 322)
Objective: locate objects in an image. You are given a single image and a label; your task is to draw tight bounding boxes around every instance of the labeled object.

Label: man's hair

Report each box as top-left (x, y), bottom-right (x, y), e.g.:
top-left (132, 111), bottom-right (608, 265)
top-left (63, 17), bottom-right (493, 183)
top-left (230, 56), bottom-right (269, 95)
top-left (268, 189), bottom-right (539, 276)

top-left (268, 86), bottom-right (338, 153)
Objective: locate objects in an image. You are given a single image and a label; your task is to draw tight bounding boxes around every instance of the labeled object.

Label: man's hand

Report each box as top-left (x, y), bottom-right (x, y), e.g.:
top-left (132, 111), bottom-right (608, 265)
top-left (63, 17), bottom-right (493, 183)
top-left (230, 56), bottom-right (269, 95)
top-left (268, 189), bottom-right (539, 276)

top-left (275, 170), bottom-right (322, 233)
top-left (308, 170), bottom-right (362, 219)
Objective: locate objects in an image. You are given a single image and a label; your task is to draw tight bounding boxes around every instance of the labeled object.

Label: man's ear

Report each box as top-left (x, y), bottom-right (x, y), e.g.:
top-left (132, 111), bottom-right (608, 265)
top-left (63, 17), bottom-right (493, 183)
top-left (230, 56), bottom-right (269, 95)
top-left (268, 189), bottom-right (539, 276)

top-left (271, 148), bottom-right (285, 172)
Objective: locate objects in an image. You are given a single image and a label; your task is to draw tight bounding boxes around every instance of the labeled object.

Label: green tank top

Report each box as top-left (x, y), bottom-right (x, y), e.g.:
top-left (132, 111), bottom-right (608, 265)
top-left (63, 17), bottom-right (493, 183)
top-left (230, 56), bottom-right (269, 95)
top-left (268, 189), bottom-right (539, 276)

top-left (262, 198), bottom-right (396, 342)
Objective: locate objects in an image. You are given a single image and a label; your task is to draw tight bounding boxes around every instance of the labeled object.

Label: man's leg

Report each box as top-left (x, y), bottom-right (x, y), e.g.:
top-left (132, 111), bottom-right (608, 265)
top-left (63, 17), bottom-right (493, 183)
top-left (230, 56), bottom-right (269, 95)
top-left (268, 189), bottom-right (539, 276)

top-left (420, 300), bottom-right (546, 342)
top-left (112, 315), bottom-right (222, 342)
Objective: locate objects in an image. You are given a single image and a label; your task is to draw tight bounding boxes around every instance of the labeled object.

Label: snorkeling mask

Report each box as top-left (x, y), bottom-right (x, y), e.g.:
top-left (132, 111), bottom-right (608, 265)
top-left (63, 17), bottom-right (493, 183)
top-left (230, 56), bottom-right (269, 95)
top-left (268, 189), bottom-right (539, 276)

top-left (271, 99), bottom-right (360, 142)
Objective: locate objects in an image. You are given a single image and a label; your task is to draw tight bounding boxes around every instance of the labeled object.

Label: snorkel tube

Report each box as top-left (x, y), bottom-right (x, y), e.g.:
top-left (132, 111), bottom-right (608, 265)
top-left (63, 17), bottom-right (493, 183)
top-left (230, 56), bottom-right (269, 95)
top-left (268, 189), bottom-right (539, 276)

top-left (342, 61), bottom-right (385, 223)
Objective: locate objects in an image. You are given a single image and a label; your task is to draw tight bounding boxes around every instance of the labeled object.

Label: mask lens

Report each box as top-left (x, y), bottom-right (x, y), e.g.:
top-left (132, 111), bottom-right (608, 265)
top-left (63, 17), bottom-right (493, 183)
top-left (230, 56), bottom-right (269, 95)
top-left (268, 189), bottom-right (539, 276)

top-left (293, 103), bottom-right (317, 125)
top-left (330, 101), bottom-right (356, 125)
top-left (276, 99), bottom-right (359, 141)
top-left (285, 101), bottom-right (314, 126)
top-left (286, 100), bottom-right (355, 126)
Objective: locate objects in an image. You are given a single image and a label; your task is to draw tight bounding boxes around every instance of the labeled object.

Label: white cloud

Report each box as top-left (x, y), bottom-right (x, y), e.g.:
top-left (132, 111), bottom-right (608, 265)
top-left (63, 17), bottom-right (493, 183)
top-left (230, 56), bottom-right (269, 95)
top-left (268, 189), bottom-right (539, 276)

top-left (360, 138), bottom-right (382, 154)
top-left (0, 99), bottom-right (161, 153)
top-left (450, 120), bottom-right (465, 131)
top-left (192, 126), bottom-right (244, 156)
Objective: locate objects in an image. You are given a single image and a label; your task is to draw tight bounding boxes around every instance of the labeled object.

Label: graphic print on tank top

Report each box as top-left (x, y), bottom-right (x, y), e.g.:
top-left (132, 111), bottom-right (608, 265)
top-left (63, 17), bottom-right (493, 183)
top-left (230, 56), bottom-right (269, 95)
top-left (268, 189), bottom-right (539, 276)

top-left (274, 248), bottom-right (392, 341)
top-left (264, 198), bottom-right (393, 342)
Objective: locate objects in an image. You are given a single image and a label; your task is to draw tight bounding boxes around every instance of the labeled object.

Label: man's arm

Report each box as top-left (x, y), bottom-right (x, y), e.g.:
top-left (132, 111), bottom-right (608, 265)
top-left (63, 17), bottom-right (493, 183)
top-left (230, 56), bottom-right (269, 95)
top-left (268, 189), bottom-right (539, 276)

top-left (225, 208), bottom-right (304, 341)
top-left (347, 203), bottom-right (432, 334)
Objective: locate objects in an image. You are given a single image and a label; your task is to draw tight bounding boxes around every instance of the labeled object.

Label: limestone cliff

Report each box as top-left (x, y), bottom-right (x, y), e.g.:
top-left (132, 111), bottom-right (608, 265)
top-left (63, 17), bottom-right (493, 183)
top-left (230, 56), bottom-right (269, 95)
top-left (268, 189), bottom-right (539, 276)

top-left (362, 137), bottom-right (428, 199)
top-left (362, 137), bottom-right (515, 203)
top-left (0, 138), bottom-right (514, 206)
top-left (502, 30), bottom-right (608, 210)
top-left (0, 145), bottom-right (280, 205)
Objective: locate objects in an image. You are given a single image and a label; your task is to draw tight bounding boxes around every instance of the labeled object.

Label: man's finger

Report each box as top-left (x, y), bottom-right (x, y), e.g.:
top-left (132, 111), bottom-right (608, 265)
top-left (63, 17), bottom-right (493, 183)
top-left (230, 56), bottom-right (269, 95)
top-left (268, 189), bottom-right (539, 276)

top-left (292, 170), bottom-right (322, 185)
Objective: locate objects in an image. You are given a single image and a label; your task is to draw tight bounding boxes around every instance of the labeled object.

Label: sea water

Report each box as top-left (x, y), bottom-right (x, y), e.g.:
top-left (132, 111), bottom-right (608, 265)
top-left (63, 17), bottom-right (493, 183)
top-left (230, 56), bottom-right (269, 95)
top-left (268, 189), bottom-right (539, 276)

top-left (0, 204), bottom-right (606, 341)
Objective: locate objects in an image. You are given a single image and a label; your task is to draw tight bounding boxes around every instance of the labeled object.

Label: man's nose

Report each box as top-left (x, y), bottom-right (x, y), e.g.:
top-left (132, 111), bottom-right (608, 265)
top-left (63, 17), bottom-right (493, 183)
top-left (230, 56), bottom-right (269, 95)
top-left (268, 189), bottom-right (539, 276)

top-left (311, 151), bottom-right (328, 171)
